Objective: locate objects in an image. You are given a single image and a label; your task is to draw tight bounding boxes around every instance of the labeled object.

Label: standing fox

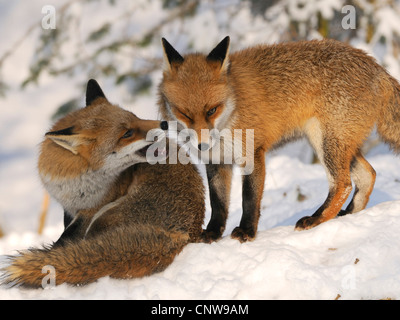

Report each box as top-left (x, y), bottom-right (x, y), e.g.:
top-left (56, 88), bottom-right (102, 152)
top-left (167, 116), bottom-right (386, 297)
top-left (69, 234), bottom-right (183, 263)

top-left (1, 80), bottom-right (205, 287)
top-left (159, 37), bottom-right (400, 243)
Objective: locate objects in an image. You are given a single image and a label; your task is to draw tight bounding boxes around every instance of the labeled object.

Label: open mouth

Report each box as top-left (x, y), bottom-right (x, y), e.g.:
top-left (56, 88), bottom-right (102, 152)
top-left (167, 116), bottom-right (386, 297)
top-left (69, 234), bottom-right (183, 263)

top-left (136, 143), bottom-right (168, 159)
top-left (136, 144), bottom-right (151, 158)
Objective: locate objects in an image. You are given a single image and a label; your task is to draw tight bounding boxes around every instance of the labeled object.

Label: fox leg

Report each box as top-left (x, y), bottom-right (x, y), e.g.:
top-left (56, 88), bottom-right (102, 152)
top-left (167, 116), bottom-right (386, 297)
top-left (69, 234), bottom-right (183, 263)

top-left (231, 148), bottom-right (266, 242)
top-left (295, 167), bottom-right (352, 230)
top-left (54, 209), bottom-right (97, 247)
top-left (296, 128), bottom-right (354, 230)
top-left (201, 164), bottom-right (232, 243)
top-left (339, 151), bottom-right (376, 215)
top-left (64, 210), bottom-right (73, 228)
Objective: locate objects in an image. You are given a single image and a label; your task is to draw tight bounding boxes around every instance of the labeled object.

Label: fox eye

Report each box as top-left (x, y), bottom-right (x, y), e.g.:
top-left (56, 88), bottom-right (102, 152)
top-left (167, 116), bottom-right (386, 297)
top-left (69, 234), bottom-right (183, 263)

top-left (179, 110), bottom-right (193, 122)
top-left (207, 107), bottom-right (217, 117)
top-left (122, 129), bottom-right (134, 139)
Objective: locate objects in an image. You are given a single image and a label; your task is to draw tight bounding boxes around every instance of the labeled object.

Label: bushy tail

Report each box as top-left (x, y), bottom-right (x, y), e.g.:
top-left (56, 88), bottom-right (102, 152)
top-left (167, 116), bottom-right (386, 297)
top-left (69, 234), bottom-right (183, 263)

top-left (377, 75), bottom-right (400, 153)
top-left (1, 224), bottom-right (189, 288)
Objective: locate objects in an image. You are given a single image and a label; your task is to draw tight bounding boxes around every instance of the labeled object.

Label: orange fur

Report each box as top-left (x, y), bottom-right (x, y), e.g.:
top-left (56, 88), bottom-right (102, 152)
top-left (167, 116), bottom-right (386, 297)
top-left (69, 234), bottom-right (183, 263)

top-left (159, 38), bottom-right (400, 241)
top-left (1, 80), bottom-right (205, 287)
top-left (38, 98), bottom-right (161, 178)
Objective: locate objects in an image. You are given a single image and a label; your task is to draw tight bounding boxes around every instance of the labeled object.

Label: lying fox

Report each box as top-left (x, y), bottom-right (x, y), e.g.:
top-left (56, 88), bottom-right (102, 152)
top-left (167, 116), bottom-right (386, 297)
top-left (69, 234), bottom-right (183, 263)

top-left (159, 37), bottom-right (400, 242)
top-left (1, 80), bottom-right (205, 287)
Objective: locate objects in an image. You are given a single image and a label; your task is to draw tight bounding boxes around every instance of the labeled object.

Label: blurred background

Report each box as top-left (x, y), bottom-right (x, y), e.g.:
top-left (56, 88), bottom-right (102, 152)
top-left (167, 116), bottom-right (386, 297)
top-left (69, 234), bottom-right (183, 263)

top-left (0, 0), bottom-right (400, 237)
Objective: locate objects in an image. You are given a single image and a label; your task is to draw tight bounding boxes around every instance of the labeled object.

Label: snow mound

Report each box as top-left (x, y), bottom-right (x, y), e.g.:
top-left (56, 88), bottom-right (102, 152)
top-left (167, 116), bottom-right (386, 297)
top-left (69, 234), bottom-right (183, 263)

top-left (1, 166), bottom-right (400, 300)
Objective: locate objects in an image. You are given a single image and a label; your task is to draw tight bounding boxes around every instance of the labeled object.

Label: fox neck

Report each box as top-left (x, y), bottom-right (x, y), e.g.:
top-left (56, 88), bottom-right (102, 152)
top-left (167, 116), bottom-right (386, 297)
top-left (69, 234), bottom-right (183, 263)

top-left (40, 168), bottom-right (118, 216)
top-left (39, 156), bottom-right (135, 217)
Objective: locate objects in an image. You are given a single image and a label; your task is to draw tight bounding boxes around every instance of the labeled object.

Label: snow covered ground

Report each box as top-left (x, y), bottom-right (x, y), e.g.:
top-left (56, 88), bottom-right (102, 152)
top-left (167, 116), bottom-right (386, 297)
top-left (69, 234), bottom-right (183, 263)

top-left (2, 0), bottom-right (400, 300)
top-left (2, 146), bottom-right (400, 300)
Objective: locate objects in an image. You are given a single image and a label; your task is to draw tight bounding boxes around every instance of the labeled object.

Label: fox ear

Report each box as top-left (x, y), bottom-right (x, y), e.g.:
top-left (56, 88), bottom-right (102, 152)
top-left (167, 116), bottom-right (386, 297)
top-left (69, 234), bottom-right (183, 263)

top-left (86, 79), bottom-right (107, 106)
top-left (45, 127), bottom-right (83, 155)
top-left (206, 36), bottom-right (230, 73)
top-left (162, 38), bottom-right (184, 73)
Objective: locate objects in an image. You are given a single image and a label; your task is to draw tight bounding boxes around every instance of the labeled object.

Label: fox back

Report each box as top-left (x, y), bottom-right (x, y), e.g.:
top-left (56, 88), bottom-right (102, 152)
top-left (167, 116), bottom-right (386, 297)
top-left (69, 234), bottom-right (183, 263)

top-left (159, 39), bottom-right (398, 151)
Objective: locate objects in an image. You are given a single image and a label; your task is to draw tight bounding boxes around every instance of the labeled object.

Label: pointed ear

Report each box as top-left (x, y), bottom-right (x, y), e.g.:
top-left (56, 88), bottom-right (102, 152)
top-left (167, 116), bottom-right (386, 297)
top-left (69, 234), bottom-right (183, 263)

top-left (86, 79), bottom-right (107, 106)
top-left (206, 36), bottom-right (230, 73)
top-left (162, 38), bottom-right (184, 73)
top-left (45, 127), bottom-right (82, 155)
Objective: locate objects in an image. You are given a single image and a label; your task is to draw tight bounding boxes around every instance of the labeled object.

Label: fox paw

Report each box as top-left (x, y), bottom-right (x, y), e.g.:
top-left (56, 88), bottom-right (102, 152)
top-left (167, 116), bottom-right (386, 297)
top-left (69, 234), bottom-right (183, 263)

top-left (337, 209), bottom-right (350, 216)
top-left (295, 216), bottom-right (320, 230)
top-left (231, 227), bottom-right (256, 243)
top-left (200, 229), bottom-right (222, 243)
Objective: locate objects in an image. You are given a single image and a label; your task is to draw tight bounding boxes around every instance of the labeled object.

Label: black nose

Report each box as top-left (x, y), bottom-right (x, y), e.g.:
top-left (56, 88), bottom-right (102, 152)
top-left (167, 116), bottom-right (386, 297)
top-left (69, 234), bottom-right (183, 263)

top-left (198, 143), bottom-right (209, 151)
top-left (160, 121), bottom-right (168, 130)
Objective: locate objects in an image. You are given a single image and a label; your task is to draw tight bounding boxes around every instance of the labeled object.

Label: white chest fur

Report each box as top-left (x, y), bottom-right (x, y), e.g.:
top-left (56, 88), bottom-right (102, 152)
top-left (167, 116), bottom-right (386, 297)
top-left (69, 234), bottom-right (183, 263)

top-left (40, 169), bottom-right (117, 216)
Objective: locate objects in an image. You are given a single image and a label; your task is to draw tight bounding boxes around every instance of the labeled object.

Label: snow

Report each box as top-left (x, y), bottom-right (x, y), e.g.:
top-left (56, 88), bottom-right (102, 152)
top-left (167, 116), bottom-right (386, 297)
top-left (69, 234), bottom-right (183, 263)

top-left (1, 0), bottom-right (400, 300)
top-left (2, 151), bottom-right (400, 300)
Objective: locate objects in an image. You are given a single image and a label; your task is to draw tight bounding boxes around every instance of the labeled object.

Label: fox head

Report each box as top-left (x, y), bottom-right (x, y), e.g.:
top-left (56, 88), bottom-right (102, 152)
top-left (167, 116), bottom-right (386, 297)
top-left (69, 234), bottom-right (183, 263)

top-left (158, 36), bottom-right (235, 151)
top-left (41, 79), bottom-right (166, 175)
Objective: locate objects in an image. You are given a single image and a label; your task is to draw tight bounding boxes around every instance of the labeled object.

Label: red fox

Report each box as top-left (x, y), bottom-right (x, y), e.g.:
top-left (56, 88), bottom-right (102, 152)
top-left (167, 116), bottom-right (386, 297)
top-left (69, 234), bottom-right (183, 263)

top-left (158, 37), bottom-right (400, 243)
top-left (1, 80), bottom-right (205, 287)
top-left (39, 79), bottom-right (166, 227)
